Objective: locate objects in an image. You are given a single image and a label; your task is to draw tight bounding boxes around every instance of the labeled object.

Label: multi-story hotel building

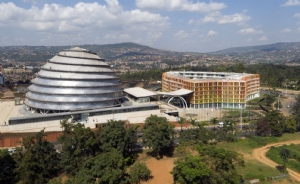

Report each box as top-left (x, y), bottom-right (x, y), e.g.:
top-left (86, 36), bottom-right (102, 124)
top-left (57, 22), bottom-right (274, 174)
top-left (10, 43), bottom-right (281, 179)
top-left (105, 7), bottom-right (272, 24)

top-left (162, 71), bottom-right (260, 109)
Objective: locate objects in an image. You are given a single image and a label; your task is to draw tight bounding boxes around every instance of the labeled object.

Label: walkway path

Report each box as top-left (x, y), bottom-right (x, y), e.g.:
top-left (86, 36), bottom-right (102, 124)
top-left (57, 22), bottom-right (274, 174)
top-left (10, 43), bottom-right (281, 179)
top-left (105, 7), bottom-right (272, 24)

top-left (252, 140), bottom-right (300, 182)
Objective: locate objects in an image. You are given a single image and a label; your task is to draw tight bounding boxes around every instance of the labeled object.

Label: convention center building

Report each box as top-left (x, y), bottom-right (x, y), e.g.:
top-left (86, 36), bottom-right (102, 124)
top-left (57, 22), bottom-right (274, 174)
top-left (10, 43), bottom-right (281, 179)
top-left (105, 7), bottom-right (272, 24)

top-left (162, 71), bottom-right (260, 109)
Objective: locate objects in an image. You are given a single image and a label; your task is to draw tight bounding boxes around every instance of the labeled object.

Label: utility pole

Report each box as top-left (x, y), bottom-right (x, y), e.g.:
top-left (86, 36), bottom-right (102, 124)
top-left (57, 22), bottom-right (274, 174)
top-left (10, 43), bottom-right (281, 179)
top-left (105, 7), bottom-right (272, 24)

top-left (277, 95), bottom-right (280, 110)
top-left (240, 104), bottom-right (243, 131)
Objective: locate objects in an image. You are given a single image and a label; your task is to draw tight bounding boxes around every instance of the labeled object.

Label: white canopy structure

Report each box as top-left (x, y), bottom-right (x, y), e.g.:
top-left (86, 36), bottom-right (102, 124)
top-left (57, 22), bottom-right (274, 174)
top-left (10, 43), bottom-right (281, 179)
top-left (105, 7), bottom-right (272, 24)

top-left (124, 87), bottom-right (193, 108)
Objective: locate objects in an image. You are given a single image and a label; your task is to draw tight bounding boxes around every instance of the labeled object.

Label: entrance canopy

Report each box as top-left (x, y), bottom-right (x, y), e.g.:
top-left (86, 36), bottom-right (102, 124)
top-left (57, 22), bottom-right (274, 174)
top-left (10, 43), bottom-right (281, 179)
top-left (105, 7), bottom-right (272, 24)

top-left (124, 87), bottom-right (158, 98)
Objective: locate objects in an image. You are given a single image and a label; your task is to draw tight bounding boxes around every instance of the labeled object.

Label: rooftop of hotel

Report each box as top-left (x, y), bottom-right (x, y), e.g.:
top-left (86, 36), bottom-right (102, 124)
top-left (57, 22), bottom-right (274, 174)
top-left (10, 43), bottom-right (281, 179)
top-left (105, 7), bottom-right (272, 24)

top-left (165, 71), bottom-right (254, 81)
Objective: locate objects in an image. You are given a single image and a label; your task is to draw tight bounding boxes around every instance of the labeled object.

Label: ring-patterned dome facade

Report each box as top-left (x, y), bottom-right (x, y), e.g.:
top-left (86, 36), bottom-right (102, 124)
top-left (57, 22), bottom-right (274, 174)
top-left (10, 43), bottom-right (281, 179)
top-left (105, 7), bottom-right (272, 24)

top-left (24, 47), bottom-right (123, 113)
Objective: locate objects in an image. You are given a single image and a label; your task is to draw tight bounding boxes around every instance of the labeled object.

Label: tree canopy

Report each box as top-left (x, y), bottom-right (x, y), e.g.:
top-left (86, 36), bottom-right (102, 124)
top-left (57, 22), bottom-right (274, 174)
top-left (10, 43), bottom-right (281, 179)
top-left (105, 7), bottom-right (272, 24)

top-left (129, 162), bottom-right (152, 184)
top-left (0, 149), bottom-right (16, 184)
top-left (142, 115), bottom-right (174, 158)
top-left (58, 120), bottom-right (97, 175)
top-left (98, 120), bottom-right (137, 157)
top-left (172, 146), bottom-right (244, 184)
top-left (66, 149), bottom-right (128, 184)
top-left (14, 130), bottom-right (60, 184)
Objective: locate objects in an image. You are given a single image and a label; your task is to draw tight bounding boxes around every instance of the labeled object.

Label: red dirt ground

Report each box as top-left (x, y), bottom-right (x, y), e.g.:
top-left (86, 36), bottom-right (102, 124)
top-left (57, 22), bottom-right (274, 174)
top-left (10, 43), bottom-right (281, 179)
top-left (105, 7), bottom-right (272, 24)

top-left (141, 156), bottom-right (176, 184)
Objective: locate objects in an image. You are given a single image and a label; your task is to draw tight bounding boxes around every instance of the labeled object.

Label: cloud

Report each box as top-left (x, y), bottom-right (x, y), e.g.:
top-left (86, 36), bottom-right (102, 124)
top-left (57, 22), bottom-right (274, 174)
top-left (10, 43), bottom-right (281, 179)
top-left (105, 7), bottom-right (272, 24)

top-left (294, 13), bottom-right (300, 18)
top-left (147, 32), bottom-right (162, 40)
top-left (200, 11), bottom-right (250, 25)
top-left (281, 28), bottom-right (292, 33)
top-left (238, 28), bottom-right (263, 34)
top-left (0, 1), bottom-right (169, 45)
top-left (282, 0), bottom-right (300, 6)
top-left (174, 30), bottom-right (189, 38)
top-left (207, 30), bottom-right (218, 36)
top-left (258, 36), bottom-right (268, 41)
top-left (136, 0), bottom-right (226, 13)
top-left (188, 19), bottom-right (195, 24)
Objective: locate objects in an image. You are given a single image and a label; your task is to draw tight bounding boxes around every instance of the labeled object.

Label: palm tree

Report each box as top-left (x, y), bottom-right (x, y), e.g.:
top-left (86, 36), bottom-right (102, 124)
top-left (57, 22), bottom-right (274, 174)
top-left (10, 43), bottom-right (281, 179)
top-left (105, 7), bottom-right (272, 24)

top-left (210, 117), bottom-right (218, 125)
top-left (178, 117), bottom-right (185, 132)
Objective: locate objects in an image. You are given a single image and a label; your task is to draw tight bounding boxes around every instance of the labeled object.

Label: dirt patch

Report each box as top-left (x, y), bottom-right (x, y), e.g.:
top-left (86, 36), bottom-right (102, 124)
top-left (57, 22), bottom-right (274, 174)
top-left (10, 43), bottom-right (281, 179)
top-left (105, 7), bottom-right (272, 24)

top-left (141, 155), bottom-right (176, 184)
top-left (252, 140), bottom-right (300, 182)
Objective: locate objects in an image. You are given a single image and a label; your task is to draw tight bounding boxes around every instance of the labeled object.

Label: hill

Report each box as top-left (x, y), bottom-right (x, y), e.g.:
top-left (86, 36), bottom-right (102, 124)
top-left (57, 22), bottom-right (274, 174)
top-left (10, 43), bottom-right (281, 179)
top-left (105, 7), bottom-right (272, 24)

top-left (211, 42), bottom-right (300, 63)
top-left (0, 42), bottom-right (182, 63)
top-left (1, 42), bottom-right (300, 64)
top-left (213, 42), bottom-right (300, 54)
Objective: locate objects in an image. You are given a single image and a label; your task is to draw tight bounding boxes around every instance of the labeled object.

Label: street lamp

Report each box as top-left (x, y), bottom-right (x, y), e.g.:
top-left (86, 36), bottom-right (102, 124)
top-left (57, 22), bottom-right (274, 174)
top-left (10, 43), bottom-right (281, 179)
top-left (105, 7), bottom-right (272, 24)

top-left (240, 104), bottom-right (243, 131)
top-left (277, 95), bottom-right (280, 110)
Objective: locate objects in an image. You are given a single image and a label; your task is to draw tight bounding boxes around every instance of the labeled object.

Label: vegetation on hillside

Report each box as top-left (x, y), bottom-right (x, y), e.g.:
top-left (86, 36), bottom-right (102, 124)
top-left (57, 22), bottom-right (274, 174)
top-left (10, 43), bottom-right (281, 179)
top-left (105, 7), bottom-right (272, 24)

top-left (118, 63), bottom-right (300, 90)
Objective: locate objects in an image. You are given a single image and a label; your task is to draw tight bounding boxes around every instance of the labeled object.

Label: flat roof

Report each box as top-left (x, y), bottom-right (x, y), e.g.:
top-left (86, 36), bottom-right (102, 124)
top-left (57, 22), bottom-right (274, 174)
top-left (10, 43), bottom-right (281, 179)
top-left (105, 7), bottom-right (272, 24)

top-left (124, 87), bottom-right (158, 98)
top-left (165, 71), bottom-right (254, 81)
top-left (158, 88), bottom-right (193, 96)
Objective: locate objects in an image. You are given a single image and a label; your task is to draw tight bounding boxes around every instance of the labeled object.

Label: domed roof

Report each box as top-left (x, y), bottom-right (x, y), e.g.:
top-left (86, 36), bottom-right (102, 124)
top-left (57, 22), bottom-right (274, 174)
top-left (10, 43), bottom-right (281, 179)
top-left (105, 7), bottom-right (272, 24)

top-left (24, 47), bottom-right (123, 113)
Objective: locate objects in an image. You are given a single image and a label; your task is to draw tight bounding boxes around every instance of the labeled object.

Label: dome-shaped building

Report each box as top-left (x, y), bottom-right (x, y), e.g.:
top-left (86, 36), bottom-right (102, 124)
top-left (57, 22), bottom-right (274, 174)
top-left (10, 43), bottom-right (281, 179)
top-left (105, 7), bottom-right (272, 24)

top-left (24, 47), bottom-right (123, 113)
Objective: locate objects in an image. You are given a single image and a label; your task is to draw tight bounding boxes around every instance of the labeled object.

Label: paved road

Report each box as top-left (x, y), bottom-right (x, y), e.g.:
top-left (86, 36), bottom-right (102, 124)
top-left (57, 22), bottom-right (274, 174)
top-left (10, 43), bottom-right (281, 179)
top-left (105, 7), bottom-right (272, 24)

top-left (280, 96), bottom-right (294, 116)
top-left (260, 89), bottom-right (296, 116)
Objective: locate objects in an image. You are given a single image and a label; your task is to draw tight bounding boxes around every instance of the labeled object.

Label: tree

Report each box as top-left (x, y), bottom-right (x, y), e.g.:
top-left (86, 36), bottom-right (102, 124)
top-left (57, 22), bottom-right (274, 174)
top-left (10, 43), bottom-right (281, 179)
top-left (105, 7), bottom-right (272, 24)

top-left (129, 162), bottom-right (152, 184)
top-left (265, 110), bottom-right (285, 136)
top-left (285, 116), bottom-right (297, 133)
top-left (274, 100), bottom-right (282, 109)
top-left (14, 130), bottom-right (60, 184)
top-left (66, 149), bottom-right (129, 184)
top-left (172, 155), bottom-right (211, 184)
top-left (142, 115), bottom-right (174, 158)
top-left (290, 94), bottom-right (300, 130)
top-left (0, 149), bottom-right (16, 184)
top-left (58, 120), bottom-right (97, 175)
top-left (256, 118), bottom-right (271, 136)
top-left (210, 117), bottom-right (218, 125)
top-left (172, 146), bottom-right (244, 184)
top-left (279, 148), bottom-right (290, 173)
top-left (178, 117), bottom-right (186, 132)
top-left (179, 125), bottom-right (215, 145)
top-left (264, 94), bottom-right (275, 106)
top-left (98, 120), bottom-right (137, 157)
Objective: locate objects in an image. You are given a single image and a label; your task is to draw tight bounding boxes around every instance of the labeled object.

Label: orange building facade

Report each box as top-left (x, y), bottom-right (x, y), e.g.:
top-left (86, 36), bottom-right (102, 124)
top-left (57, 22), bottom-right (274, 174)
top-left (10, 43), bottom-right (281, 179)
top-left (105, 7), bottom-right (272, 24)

top-left (162, 71), bottom-right (260, 109)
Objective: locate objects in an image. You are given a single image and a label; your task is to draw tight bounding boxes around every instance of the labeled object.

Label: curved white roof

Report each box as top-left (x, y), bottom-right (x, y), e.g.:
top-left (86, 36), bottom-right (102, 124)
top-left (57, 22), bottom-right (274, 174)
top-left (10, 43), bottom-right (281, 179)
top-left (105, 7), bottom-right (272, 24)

top-left (124, 87), bottom-right (158, 98)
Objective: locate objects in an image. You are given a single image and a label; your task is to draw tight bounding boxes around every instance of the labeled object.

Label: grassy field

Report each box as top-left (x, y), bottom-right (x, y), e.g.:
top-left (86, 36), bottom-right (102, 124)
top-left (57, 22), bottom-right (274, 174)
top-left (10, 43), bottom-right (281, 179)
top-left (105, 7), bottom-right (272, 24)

top-left (216, 133), bottom-right (300, 183)
top-left (266, 144), bottom-right (300, 173)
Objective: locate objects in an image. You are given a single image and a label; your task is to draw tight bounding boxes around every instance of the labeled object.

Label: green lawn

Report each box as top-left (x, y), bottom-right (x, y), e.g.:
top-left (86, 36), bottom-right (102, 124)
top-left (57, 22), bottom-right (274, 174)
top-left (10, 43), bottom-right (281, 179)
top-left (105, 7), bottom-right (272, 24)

top-left (216, 133), bottom-right (300, 183)
top-left (266, 144), bottom-right (300, 173)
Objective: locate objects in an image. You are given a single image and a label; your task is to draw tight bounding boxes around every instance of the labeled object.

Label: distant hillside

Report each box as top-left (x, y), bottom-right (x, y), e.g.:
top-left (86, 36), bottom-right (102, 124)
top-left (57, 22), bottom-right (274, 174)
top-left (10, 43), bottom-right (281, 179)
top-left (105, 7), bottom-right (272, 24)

top-left (213, 42), bottom-right (300, 54)
top-left (0, 42), bottom-right (182, 63)
top-left (210, 42), bottom-right (300, 63)
top-left (81, 42), bottom-right (182, 59)
top-left (1, 42), bottom-right (300, 64)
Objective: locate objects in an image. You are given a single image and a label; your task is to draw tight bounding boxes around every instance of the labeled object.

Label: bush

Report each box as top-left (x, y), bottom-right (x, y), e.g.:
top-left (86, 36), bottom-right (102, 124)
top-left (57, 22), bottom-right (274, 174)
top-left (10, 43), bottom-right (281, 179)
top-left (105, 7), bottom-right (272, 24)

top-left (129, 162), bottom-right (151, 184)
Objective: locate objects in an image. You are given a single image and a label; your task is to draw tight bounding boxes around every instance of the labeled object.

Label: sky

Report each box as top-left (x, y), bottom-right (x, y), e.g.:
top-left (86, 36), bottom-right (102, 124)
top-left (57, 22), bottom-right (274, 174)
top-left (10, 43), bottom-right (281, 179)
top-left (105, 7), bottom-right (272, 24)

top-left (1, 0), bottom-right (300, 53)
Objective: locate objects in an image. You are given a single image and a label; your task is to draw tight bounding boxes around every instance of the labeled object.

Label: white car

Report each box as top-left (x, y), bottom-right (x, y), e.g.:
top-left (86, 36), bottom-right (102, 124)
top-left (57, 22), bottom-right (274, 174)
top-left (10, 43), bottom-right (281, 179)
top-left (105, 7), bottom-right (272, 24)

top-left (8, 148), bottom-right (16, 154)
top-left (218, 122), bottom-right (224, 128)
